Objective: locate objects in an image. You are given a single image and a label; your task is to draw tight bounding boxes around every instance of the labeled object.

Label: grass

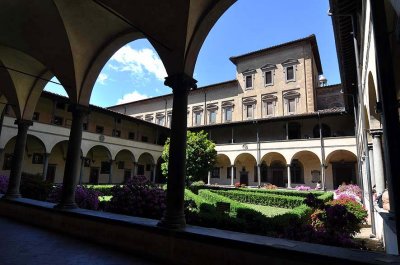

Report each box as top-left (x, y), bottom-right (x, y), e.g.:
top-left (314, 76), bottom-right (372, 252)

top-left (242, 203), bottom-right (291, 217)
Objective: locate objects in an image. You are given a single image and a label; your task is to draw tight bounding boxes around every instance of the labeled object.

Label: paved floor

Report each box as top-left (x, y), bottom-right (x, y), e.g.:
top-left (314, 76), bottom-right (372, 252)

top-left (0, 217), bottom-right (160, 265)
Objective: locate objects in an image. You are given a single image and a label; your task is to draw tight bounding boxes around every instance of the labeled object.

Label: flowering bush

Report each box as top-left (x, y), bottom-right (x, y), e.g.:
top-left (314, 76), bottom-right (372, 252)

top-left (47, 185), bottom-right (101, 210)
top-left (234, 182), bottom-right (241, 188)
top-left (106, 176), bottom-right (166, 219)
top-left (295, 185), bottom-right (311, 191)
top-left (334, 184), bottom-right (362, 203)
top-left (328, 197), bottom-right (368, 225)
top-left (0, 175), bottom-right (9, 194)
top-left (262, 183), bottom-right (278, 190)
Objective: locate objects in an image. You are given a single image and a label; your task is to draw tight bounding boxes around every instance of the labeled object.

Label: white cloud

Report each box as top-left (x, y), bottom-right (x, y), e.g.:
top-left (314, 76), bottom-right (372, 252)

top-left (110, 45), bottom-right (167, 81)
top-left (116, 90), bottom-right (149, 105)
top-left (96, 73), bottom-right (108, 85)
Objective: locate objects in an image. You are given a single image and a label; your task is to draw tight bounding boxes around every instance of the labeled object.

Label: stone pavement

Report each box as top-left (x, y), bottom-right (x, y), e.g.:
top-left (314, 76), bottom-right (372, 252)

top-left (0, 217), bottom-right (160, 265)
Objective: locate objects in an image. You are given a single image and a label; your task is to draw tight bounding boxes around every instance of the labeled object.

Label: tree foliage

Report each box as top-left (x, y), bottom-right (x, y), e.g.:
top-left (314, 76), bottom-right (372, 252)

top-left (161, 130), bottom-right (217, 183)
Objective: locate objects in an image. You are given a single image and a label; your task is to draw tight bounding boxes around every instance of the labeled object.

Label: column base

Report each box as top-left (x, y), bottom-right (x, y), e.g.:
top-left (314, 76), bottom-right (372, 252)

top-left (2, 193), bottom-right (22, 200)
top-left (157, 213), bottom-right (186, 229)
top-left (54, 202), bottom-right (78, 210)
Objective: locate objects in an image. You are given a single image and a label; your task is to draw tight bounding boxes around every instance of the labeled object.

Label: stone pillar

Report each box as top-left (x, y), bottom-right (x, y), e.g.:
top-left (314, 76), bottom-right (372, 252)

top-left (152, 164), bottom-right (156, 183)
top-left (371, 130), bottom-right (385, 196)
top-left (4, 119), bottom-right (32, 199)
top-left (257, 164), bottom-right (261, 187)
top-left (368, 144), bottom-right (376, 188)
top-left (207, 171), bottom-right (211, 185)
top-left (321, 164), bottom-right (326, 190)
top-left (79, 156), bottom-right (85, 185)
top-left (55, 104), bottom-right (89, 209)
top-left (131, 162), bottom-right (136, 179)
top-left (287, 164), bottom-right (291, 188)
top-left (158, 73), bottom-right (196, 229)
top-left (42, 153), bottom-right (50, 181)
top-left (108, 159), bottom-right (114, 184)
top-left (231, 165), bottom-right (235, 186)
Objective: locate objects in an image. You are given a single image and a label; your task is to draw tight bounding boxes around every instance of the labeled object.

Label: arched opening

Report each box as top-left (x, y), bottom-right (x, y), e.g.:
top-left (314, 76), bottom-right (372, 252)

top-left (155, 157), bottom-right (165, 184)
top-left (1, 134), bottom-right (46, 179)
top-left (261, 152), bottom-right (287, 187)
top-left (86, 145), bottom-right (112, 184)
top-left (326, 150), bottom-right (357, 189)
top-left (114, 149), bottom-right (135, 184)
top-left (48, 141), bottom-right (77, 183)
top-left (288, 122), bottom-right (301, 139)
top-left (137, 152), bottom-right (155, 181)
top-left (290, 151), bottom-right (321, 188)
top-left (234, 153), bottom-right (256, 186)
top-left (211, 154), bottom-right (231, 185)
top-left (313, 123), bottom-right (331, 138)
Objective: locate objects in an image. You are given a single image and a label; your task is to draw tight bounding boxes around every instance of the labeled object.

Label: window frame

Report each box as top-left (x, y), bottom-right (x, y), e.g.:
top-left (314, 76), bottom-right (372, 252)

top-left (242, 69), bottom-right (256, 90)
top-left (282, 59), bottom-right (299, 83)
top-left (283, 90), bottom-right (300, 115)
top-left (222, 101), bottom-right (234, 123)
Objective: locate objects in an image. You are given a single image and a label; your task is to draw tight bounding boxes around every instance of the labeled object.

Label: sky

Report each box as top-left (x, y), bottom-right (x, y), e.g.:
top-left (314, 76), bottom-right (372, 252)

top-left (44, 0), bottom-right (340, 108)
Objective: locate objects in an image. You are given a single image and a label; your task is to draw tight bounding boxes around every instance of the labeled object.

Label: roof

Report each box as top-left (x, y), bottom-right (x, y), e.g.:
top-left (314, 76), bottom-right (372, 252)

top-left (190, 108), bottom-right (348, 130)
top-left (229, 35), bottom-right (323, 74)
top-left (40, 90), bottom-right (170, 131)
top-left (107, 79), bottom-right (237, 109)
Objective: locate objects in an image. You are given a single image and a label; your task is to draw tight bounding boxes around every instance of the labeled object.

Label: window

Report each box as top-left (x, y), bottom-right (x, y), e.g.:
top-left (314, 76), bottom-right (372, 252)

top-left (112, 129), bottom-right (121, 137)
top-left (137, 165), bottom-right (145, 175)
top-left (3, 154), bottom-right (12, 170)
top-left (145, 115), bottom-right (154, 123)
top-left (53, 116), bottom-right (64, 126)
top-left (224, 107), bottom-right (232, 122)
top-left (262, 94), bottom-right (277, 117)
top-left (212, 167), bottom-right (220, 178)
top-left (56, 102), bottom-right (66, 110)
top-left (266, 102), bottom-right (274, 116)
top-left (96, 126), bottom-right (104, 134)
top-left (265, 71), bottom-right (273, 85)
top-left (141, 136), bottom-right (148, 142)
top-left (128, 132), bottom-right (135, 140)
top-left (288, 98), bottom-right (296, 113)
top-left (227, 166), bottom-right (236, 179)
top-left (245, 75), bottom-right (252, 89)
top-left (245, 104), bottom-right (253, 119)
top-left (222, 101), bottom-right (234, 122)
top-left (209, 110), bottom-right (217, 124)
top-left (286, 66), bottom-right (295, 81)
top-left (32, 112), bottom-right (40, 121)
top-left (193, 111), bottom-right (202, 126)
top-left (83, 123), bottom-right (88, 131)
top-left (101, 161), bottom-right (111, 174)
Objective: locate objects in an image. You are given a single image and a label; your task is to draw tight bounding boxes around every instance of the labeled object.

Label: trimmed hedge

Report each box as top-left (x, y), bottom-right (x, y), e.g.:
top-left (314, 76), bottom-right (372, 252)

top-left (238, 188), bottom-right (333, 203)
top-left (84, 185), bottom-right (115, 196)
top-left (198, 189), bottom-right (254, 215)
top-left (212, 189), bottom-right (305, 208)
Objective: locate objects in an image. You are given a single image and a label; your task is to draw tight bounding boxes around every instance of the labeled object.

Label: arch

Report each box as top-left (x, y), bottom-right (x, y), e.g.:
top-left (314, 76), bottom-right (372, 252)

top-left (234, 153), bottom-right (257, 186)
top-left (114, 149), bottom-right (135, 163)
top-left (216, 153), bottom-right (231, 166)
top-left (367, 72), bottom-right (381, 129)
top-left (261, 152), bottom-right (287, 166)
top-left (261, 152), bottom-right (287, 188)
top-left (325, 150), bottom-right (358, 189)
top-left (114, 149), bottom-right (136, 184)
top-left (290, 151), bottom-right (321, 185)
top-left (137, 152), bottom-right (155, 181)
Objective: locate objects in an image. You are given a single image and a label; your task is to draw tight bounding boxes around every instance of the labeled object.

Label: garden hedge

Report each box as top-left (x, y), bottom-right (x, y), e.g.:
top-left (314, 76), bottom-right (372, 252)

top-left (237, 188), bottom-right (334, 203)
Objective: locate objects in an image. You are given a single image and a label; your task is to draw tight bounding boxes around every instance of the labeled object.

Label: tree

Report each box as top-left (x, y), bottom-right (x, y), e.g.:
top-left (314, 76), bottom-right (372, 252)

top-left (161, 130), bottom-right (217, 184)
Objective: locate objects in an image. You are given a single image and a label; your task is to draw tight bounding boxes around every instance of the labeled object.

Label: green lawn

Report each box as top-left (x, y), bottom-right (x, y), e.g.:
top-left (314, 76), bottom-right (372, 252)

top-left (242, 203), bottom-right (291, 217)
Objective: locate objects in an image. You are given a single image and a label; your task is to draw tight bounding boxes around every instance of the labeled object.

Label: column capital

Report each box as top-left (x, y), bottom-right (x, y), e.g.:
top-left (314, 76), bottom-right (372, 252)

top-left (370, 129), bottom-right (383, 137)
top-left (164, 73), bottom-right (197, 92)
top-left (68, 104), bottom-right (90, 117)
top-left (368, 143), bottom-right (374, 150)
top-left (14, 119), bottom-right (33, 128)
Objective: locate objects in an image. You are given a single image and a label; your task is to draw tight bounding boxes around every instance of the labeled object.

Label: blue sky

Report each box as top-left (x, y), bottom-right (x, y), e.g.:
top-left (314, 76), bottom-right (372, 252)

top-left (45, 0), bottom-right (339, 107)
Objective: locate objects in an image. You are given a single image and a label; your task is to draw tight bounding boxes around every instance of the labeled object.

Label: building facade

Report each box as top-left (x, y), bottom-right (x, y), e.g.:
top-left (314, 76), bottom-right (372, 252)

top-left (109, 35), bottom-right (358, 190)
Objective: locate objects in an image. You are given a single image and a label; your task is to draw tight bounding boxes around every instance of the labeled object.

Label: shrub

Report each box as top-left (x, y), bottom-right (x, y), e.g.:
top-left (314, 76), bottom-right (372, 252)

top-left (335, 184), bottom-right (362, 202)
top-left (262, 183), bottom-right (277, 190)
top-left (0, 175), bottom-right (9, 194)
top-left (238, 187), bottom-right (328, 198)
top-left (234, 182), bottom-right (241, 188)
top-left (213, 189), bottom-right (305, 208)
top-left (84, 185), bottom-right (114, 196)
top-left (328, 197), bottom-right (368, 225)
top-left (295, 185), bottom-right (311, 191)
top-left (188, 180), bottom-right (205, 194)
top-left (106, 176), bottom-right (166, 219)
top-left (20, 173), bottom-right (53, 201)
top-left (47, 185), bottom-right (101, 210)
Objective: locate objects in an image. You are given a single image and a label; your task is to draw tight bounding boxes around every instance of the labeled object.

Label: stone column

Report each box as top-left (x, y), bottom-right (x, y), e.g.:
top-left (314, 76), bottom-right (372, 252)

top-left (287, 164), bottom-right (291, 188)
top-left (108, 159), bottom-right (114, 184)
top-left (55, 104), bottom-right (89, 209)
top-left (42, 153), bottom-right (50, 181)
top-left (4, 119), bottom-right (32, 199)
top-left (131, 161), bottom-right (136, 179)
top-left (152, 164), bottom-right (156, 183)
top-left (368, 144), bottom-right (376, 188)
top-left (158, 73), bottom-right (197, 229)
top-left (231, 165), bottom-right (235, 186)
top-left (207, 171), bottom-right (211, 185)
top-left (79, 156), bottom-right (85, 185)
top-left (257, 164), bottom-right (261, 187)
top-left (321, 164), bottom-right (326, 190)
top-left (371, 130), bottom-right (385, 196)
